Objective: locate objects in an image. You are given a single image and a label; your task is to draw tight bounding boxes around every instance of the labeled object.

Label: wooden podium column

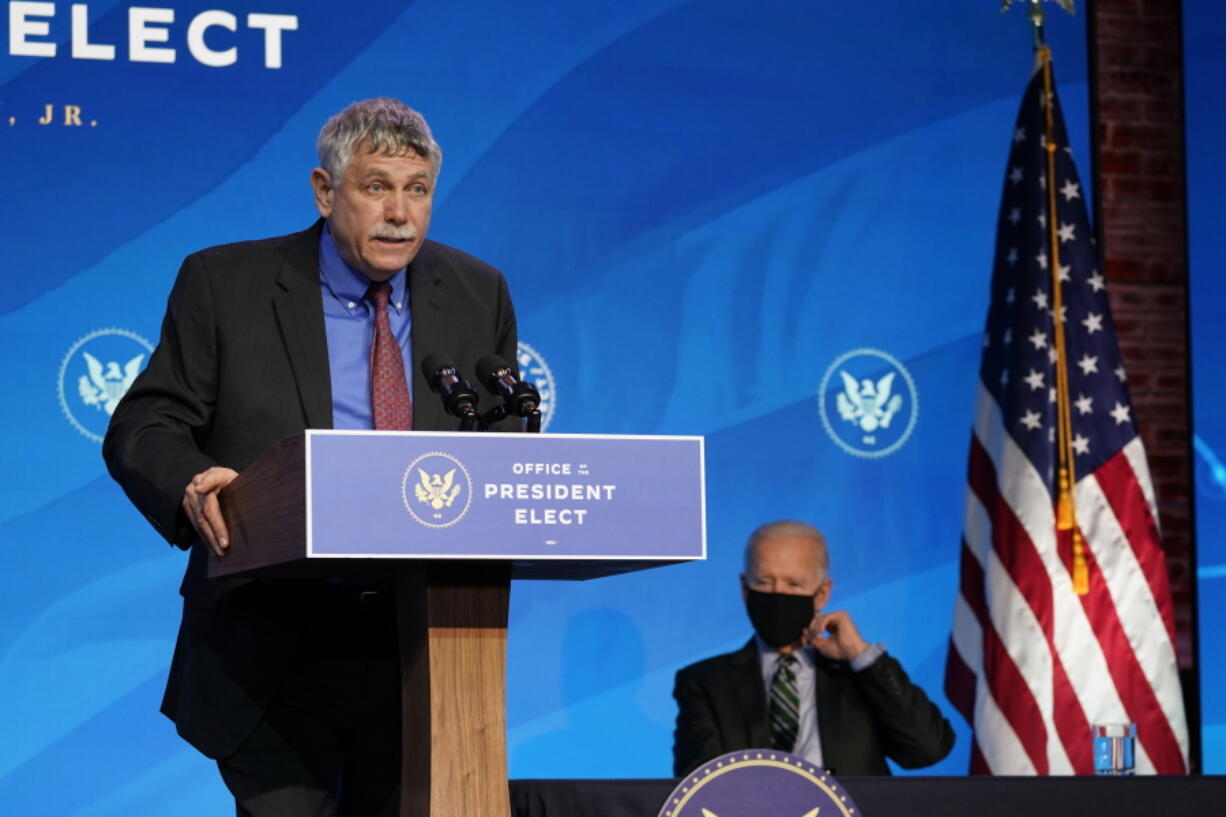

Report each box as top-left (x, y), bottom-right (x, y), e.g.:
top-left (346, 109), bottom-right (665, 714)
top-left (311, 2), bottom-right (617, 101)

top-left (395, 562), bottom-right (512, 817)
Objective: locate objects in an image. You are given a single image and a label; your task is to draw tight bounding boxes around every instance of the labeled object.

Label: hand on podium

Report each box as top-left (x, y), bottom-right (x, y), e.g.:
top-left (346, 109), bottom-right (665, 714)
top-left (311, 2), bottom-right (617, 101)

top-left (183, 466), bottom-right (239, 556)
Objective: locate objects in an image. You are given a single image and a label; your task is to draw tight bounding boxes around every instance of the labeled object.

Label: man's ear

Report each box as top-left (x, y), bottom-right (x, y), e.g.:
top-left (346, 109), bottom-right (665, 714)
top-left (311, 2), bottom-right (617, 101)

top-left (310, 168), bottom-right (334, 217)
top-left (814, 576), bottom-right (833, 611)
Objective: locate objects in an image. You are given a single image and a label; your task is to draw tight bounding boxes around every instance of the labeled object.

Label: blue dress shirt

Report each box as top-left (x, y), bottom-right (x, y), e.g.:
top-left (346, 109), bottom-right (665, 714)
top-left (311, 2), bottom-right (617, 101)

top-left (318, 224), bottom-right (412, 429)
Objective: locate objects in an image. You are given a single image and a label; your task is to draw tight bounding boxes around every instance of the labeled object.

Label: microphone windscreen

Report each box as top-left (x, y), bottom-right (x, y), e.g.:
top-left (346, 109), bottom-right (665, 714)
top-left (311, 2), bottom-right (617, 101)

top-left (420, 352), bottom-right (452, 381)
top-left (475, 354), bottom-right (511, 386)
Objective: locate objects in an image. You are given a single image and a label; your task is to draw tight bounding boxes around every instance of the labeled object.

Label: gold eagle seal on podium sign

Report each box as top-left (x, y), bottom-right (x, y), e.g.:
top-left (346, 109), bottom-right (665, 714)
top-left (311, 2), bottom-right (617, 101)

top-left (401, 451), bottom-right (473, 528)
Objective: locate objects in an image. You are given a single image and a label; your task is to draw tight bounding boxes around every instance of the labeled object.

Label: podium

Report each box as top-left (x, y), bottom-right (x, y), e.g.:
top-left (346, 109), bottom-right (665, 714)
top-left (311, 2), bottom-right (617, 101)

top-left (211, 430), bottom-right (705, 817)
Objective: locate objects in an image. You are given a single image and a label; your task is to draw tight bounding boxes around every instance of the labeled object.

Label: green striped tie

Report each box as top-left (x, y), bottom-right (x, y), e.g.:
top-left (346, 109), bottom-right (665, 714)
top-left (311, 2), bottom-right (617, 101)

top-left (769, 654), bottom-right (800, 751)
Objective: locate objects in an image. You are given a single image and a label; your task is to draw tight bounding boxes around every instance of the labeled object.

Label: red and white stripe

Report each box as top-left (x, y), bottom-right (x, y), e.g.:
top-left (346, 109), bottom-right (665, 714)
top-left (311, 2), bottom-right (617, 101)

top-left (945, 381), bottom-right (1189, 774)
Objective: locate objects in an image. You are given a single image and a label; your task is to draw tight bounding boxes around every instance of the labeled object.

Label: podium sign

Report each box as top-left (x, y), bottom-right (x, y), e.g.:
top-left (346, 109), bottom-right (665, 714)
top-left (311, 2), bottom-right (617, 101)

top-left (211, 430), bottom-right (705, 580)
top-left (308, 429), bottom-right (705, 561)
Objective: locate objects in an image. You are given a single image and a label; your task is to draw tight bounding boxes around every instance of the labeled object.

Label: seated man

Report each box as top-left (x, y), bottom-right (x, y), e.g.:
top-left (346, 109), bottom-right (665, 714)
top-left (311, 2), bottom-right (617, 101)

top-left (672, 520), bottom-right (954, 776)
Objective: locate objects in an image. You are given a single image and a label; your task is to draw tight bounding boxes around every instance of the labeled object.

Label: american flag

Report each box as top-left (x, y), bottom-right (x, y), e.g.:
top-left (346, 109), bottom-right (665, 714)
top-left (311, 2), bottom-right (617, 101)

top-left (943, 50), bottom-right (1189, 775)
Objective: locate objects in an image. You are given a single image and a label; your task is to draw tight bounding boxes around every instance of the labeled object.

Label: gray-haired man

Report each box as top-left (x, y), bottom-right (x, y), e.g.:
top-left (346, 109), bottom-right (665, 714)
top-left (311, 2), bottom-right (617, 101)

top-left (672, 521), bottom-right (955, 777)
top-left (104, 98), bottom-right (518, 816)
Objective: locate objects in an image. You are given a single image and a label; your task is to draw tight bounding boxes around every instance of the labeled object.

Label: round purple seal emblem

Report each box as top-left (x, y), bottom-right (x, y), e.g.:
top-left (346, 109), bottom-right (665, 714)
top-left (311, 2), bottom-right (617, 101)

top-left (658, 751), bottom-right (862, 817)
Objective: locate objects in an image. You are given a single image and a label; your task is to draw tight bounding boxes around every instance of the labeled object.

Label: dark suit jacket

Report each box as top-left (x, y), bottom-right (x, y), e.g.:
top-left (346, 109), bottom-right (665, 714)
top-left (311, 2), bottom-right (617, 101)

top-left (103, 220), bottom-right (517, 758)
top-left (672, 638), bottom-right (954, 777)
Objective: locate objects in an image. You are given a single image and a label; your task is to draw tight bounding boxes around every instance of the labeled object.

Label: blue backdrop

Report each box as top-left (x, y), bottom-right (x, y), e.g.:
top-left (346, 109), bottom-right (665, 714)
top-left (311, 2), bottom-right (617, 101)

top-left (4, 4), bottom-right (1161, 814)
top-left (1185, 0), bottom-right (1226, 775)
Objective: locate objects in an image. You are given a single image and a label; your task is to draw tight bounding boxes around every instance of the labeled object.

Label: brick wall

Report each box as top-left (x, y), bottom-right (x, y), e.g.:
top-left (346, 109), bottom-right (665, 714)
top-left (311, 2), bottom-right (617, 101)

top-left (1089, 0), bottom-right (1194, 669)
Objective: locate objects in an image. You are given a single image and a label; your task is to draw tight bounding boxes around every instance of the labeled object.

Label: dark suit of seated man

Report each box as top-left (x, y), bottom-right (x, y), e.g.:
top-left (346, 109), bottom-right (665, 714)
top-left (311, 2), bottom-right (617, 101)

top-left (672, 521), bottom-right (955, 777)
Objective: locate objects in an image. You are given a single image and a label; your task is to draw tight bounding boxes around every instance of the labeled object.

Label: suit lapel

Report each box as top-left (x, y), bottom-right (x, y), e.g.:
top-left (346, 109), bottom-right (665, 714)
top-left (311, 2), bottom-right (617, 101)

top-left (730, 639), bottom-right (771, 749)
top-left (272, 222), bottom-right (333, 429)
top-left (408, 243), bottom-right (448, 431)
top-left (814, 654), bottom-right (843, 771)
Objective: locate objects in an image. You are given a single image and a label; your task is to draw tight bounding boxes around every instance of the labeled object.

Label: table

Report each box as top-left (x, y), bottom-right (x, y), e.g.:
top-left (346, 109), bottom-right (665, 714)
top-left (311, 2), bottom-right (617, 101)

top-left (510, 775), bottom-right (1226, 817)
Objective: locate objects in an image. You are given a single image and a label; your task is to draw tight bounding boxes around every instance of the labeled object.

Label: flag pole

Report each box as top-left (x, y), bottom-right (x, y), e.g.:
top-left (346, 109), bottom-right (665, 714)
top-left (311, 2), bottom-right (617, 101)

top-left (1038, 47), bottom-right (1091, 596)
top-left (1002, 0), bottom-right (1089, 594)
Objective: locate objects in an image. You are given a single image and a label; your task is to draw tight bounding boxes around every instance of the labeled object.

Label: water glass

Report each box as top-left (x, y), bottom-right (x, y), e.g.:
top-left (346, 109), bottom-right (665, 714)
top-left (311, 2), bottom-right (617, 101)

top-left (1092, 723), bottom-right (1136, 776)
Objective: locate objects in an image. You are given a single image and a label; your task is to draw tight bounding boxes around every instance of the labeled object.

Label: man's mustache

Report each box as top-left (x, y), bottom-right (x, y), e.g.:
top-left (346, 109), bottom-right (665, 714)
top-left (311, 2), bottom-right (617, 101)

top-left (370, 225), bottom-right (418, 240)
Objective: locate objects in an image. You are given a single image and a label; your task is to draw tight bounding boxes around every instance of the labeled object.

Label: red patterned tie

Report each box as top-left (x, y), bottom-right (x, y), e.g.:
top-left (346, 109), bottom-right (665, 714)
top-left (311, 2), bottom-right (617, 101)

top-left (367, 281), bottom-right (413, 430)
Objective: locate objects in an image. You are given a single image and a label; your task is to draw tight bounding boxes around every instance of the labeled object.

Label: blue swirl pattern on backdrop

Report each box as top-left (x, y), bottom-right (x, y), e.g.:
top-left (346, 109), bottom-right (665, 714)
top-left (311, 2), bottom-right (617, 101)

top-left (0, 3), bottom-right (1108, 812)
top-left (1186, 0), bottom-right (1226, 775)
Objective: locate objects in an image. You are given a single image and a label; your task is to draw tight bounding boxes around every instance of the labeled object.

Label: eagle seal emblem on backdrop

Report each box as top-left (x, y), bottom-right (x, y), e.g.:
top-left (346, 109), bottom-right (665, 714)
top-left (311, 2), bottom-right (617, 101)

top-left (657, 750), bottom-right (863, 817)
top-left (58, 328), bottom-right (154, 443)
top-left (401, 451), bottom-right (473, 528)
top-left (817, 348), bottom-right (919, 459)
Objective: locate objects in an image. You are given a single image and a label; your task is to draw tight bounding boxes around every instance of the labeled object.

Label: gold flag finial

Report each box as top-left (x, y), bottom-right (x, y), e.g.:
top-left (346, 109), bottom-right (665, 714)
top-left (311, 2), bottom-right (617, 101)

top-left (1002, 1), bottom-right (1076, 47)
top-left (1000, 0), bottom-right (1076, 13)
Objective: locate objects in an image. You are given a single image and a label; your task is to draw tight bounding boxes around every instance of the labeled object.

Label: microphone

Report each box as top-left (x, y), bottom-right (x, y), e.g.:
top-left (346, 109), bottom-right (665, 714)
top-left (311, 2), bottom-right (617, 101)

top-left (420, 353), bottom-right (479, 418)
top-left (475, 354), bottom-right (540, 417)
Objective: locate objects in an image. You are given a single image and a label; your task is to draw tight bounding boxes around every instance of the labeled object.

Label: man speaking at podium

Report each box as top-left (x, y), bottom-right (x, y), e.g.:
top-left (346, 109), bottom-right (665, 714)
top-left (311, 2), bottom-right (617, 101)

top-left (672, 521), bottom-right (955, 777)
top-left (103, 98), bottom-right (517, 816)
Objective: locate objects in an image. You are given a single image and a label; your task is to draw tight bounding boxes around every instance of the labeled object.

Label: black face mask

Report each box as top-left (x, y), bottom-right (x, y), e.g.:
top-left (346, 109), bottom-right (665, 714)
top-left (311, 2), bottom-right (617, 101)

top-left (744, 587), bottom-right (816, 649)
